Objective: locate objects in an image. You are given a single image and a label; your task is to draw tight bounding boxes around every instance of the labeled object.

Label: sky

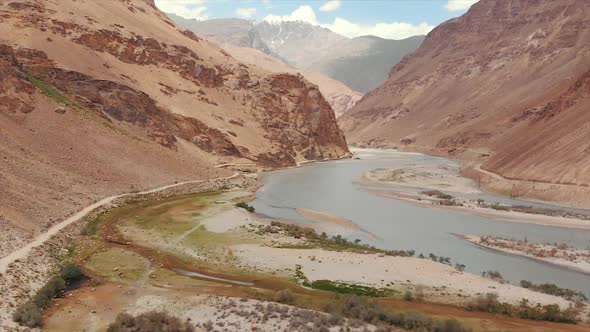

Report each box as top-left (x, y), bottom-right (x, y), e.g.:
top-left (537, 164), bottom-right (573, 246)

top-left (154, 0), bottom-right (479, 40)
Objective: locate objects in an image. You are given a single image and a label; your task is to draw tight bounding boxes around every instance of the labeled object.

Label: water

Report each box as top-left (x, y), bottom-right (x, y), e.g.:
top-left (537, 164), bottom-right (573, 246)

top-left (251, 149), bottom-right (590, 298)
top-left (174, 269), bottom-right (254, 286)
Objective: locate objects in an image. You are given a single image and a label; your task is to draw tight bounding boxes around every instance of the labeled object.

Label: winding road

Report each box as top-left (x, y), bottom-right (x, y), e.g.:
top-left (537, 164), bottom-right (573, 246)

top-left (0, 173), bottom-right (239, 273)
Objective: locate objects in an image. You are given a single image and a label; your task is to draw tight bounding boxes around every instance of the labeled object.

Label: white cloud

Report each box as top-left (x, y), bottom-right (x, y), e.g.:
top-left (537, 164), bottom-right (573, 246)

top-left (323, 18), bottom-right (434, 40)
top-left (445, 0), bottom-right (479, 11)
top-left (154, 0), bottom-right (208, 20)
top-left (236, 7), bottom-right (256, 19)
top-left (264, 5), bottom-right (318, 25)
top-left (319, 0), bottom-right (340, 12)
top-left (264, 5), bottom-right (433, 40)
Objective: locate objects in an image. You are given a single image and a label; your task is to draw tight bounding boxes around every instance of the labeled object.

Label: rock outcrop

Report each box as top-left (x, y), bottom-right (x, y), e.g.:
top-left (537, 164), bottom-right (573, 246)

top-left (339, 0), bottom-right (590, 206)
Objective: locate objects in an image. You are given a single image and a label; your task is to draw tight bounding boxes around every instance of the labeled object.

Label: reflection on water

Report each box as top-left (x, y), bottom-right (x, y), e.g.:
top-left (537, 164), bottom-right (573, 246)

top-left (252, 149), bottom-right (590, 297)
top-left (174, 269), bottom-right (254, 286)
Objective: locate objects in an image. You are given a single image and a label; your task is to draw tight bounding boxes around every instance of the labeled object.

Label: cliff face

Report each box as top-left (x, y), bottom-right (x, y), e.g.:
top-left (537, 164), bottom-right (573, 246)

top-left (339, 0), bottom-right (590, 206)
top-left (0, 0), bottom-right (348, 249)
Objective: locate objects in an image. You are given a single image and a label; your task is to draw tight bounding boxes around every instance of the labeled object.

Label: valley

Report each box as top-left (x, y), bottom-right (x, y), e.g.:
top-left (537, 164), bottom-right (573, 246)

top-left (21, 150), bottom-right (590, 331)
top-left (2, 0), bottom-right (590, 331)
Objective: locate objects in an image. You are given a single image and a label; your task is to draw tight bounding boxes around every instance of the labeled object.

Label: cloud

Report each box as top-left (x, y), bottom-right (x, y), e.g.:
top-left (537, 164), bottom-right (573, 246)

top-left (323, 18), bottom-right (433, 40)
top-left (236, 7), bottom-right (256, 19)
top-left (264, 5), bottom-right (433, 40)
top-left (445, 0), bottom-right (479, 11)
top-left (264, 5), bottom-right (318, 25)
top-left (319, 0), bottom-right (340, 12)
top-left (154, 0), bottom-right (208, 20)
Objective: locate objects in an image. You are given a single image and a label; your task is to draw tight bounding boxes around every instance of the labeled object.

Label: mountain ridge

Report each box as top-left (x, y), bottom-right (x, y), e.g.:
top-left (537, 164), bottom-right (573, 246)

top-left (339, 0), bottom-right (590, 206)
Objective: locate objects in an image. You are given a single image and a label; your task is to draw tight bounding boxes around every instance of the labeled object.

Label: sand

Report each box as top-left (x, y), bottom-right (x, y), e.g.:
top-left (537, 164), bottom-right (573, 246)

top-left (364, 165), bottom-right (480, 194)
top-left (296, 208), bottom-right (379, 240)
top-left (231, 244), bottom-right (576, 309)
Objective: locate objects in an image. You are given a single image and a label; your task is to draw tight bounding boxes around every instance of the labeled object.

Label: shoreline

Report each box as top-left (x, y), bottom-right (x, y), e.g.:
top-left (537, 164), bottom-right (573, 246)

top-left (462, 235), bottom-right (590, 276)
top-left (359, 170), bottom-right (590, 230)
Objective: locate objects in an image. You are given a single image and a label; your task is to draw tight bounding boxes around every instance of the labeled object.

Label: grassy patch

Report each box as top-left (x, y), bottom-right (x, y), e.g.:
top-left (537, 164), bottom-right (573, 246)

top-left (85, 248), bottom-right (147, 283)
top-left (294, 265), bottom-right (394, 297)
top-left (81, 212), bottom-right (105, 236)
top-left (122, 193), bottom-right (220, 239)
top-left (26, 74), bottom-right (86, 113)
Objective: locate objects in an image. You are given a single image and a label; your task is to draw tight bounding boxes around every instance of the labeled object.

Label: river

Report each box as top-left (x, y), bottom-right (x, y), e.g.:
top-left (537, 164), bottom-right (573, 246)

top-left (251, 149), bottom-right (590, 298)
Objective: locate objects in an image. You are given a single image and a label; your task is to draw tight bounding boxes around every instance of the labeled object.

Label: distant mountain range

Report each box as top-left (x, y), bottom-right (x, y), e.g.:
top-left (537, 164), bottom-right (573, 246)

top-left (167, 16), bottom-right (424, 94)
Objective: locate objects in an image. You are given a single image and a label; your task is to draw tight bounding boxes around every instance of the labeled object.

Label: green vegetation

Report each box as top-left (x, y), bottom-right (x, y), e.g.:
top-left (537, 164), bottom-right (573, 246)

top-left (476, 201), bottom-right (590, 220)
top-left (13, 264), bottom-right (84, 328)
top-left (107, 311), bottom-right (194, 332)
top-left (421, 190), bottom-right (454, 200)
top-left (466, 293), bottom-right (581, 324)
top-left (328, 295), bottom-right (469, 332)
top-left (294, 265), bottom-right (394, 297)
top-left (26, 74), bottom-right (86, 113)
top-left (520, 280), bottom-right (587, 302)
top-left (86, 248), bottom-right (147, 283)
top-left (81, 212), bottom-right (105, 236)
top-left (235, 201), bottom-right (255, 212)
top-left (266, 221), bottom-right (415, 256)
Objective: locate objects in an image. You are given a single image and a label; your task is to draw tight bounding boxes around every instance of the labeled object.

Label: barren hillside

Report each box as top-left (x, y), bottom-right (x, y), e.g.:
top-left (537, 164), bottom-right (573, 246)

top-left (0, 0), bottom-right (348, 255)
top-left (339, 0), bottom-right (590, 206)
top-left (221, 44), bottom-right (363, 117)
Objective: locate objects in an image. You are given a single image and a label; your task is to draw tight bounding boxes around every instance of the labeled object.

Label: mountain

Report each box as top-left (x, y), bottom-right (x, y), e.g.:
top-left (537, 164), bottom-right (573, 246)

top-left (255, 20), bottom-right (348, 69)
top-left (168, 16), bottom-right (363, 116)
top-left (339, 0), bottom-right (590, 206)
top-left (220, 44), bottom-right (363, 117)
top-left (307, 35), bottom-right (425, 93)
top-left (0, 0), bottom-right (348, 253)
top-left (255, 21), bottom-right (424, 93)
top-left (165, 15), bottom-right (278, 58)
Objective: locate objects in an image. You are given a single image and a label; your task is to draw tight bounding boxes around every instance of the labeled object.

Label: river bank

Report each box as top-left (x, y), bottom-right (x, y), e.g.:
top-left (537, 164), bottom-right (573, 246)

top-left (41, 188), bottom-right (590, 331)
top-left (360, 165), bottom-right (590, 230)
top-left (463, 235), bottom-right (590, 276)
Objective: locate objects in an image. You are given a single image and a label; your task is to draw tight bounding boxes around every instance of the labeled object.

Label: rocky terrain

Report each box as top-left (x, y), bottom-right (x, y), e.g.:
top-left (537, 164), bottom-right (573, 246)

top-left (170, 17), bottom-right (422, 102)
top-left (340, 0), bottom-right (590, 206)
top-left (219, 44), bottom-right (363, 117)
top-left (167, 16), bottom-right (364, 116)
top-left (256, 20), bottom-right (424, 93)
top-left (307, 35), bottom-right (424, 93)
top-left (0, 0), bottom-right (348, 261)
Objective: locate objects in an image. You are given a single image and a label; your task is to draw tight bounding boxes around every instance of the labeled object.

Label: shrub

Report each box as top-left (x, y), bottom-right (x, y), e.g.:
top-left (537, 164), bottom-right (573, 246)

top-left (421, 190), bottom-right (453, 200)
top-left (107, 311), bottom-right (194, 332)
top-left (12, 302), bottom-right (42, 328)
top-left (403, 291), bottom-right (414, 301)
top-left (274, 289), bottom-right (295, 304)
top-left (81, 214), bottom-right (103, 236)
top-left (520, 280), bottom-right (587, 302)
top-left (61, 263), bottom-right (83, 283)
top-left (235, 202), bottom-right (255, 212)
top-left (336, 295), bottom-right (469, 332)
top-left (33, 276), bottom-right (65, 309)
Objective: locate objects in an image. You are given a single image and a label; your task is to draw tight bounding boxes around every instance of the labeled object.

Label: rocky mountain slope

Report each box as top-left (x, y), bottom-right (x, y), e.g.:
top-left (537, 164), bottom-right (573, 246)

top-left (307, 35), bottom-right (424, 93)
top-left (0, 0), bottom-right (348, 255)
top-left (168, 16), bottom-right (363, 116)
top-left (166, 15), bottom-right (279, 59)
top-left (255, 20), bottom-right (424, 93)
top-left (339, 0), bottom-right (590, 206)
top-left (171, 17), bottom-right (421, 96)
